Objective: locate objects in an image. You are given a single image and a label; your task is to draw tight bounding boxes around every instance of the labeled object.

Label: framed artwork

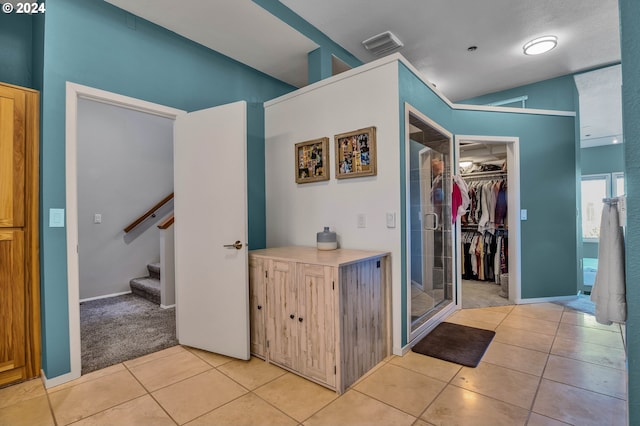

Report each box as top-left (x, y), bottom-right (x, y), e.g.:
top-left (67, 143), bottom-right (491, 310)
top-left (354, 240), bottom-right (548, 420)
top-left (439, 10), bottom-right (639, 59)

top-left (334, 126), bottom-right (377, 179)
top-left (295, 137), bottom-right (330, 184)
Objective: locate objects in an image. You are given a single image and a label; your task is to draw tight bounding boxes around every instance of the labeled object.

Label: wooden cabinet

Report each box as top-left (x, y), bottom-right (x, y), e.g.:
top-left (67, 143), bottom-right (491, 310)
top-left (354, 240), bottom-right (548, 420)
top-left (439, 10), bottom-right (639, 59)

top-left (248, 257), bottom-right (266, 358)
top-left (249, 247), bottom-right (389, 393)
top-left (296, 263), bottom-right (336, 387)
top-left (0, 82), bottom-right (40, 387)
top-left (265, 259), bottom-right (297, 368)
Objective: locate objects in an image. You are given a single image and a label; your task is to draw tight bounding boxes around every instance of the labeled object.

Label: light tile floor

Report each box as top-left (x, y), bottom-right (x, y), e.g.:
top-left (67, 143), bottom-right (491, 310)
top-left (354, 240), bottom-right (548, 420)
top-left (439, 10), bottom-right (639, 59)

top-left (0, 303), bottom-right (627, 426)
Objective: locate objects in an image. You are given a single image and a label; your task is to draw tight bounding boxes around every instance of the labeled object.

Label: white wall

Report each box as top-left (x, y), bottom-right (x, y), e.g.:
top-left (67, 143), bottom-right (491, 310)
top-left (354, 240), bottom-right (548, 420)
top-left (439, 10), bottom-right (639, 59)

top-left (265, 61), bottom-right (404, 352)
top-left (77, 98), bottom-right (174, 299)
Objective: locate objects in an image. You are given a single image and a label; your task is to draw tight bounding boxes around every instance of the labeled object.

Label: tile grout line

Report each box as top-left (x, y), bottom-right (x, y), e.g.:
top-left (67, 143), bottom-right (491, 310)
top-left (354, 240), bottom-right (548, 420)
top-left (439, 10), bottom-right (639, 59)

top-left (346, 388), bottom-right (419, 422)
top-left (42, 376), bottom-right (60, 426)
top-left (524, 306), bottom-right (568, 426)
top-left (47, 367), bottom-right (155, 426)
top-left (189, 358), bottom-right (298, 423)
top-left (122, 360), bottom-right (180, 425)
top-left (176, 358), bottom-right (310, 425)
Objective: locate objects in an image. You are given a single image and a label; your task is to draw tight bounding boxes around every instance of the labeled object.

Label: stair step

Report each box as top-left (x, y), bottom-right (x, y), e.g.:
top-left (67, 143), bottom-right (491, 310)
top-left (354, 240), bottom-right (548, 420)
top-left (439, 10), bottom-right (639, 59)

top-left (147, 263), bottom-right (161, 280)
top-left (130, 277), bottom-right (161, 304)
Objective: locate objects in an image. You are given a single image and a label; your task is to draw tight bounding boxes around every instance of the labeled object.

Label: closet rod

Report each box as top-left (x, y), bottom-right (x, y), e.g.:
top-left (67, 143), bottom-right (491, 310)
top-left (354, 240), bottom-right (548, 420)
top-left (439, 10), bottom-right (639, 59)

top-left (460, 171), bottom-right (507, 179)
top-left (461, 225), bottom-right (508, 230)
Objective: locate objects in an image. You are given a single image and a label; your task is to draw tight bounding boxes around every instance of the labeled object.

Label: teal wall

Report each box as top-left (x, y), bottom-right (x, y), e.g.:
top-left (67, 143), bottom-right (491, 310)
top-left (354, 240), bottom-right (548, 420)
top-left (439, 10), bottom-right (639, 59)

top-left (0, 12), bottom-right (34, 88)
top-left (31, 13), bottom-right (44, 92)
top-left (459, 74), bottom-right (579, 111)
top-left (39, 0), bottom-right (294, 379)
top-left (620, 0), bottom-right (639, 421)
top-left (464, 71), bottom-right (585, 295)
top-left (308, 47), bottom-right (333, 84)
top-left (581, 144), bottom-right (625, 174)
top-left (453, 110), bottom-right (577, 301)
top-left (398, 63), bottom-right (577, 345)
top-left (252, 0), bottom-right (362, 77)
top-left (581, 144), bottom-right (625, 259)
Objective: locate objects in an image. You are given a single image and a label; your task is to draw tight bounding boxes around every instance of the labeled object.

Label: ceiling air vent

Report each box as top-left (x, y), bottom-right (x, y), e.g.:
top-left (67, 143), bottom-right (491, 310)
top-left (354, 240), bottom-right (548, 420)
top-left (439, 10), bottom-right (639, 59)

top-left (362, 31), bottom-right (404, 56)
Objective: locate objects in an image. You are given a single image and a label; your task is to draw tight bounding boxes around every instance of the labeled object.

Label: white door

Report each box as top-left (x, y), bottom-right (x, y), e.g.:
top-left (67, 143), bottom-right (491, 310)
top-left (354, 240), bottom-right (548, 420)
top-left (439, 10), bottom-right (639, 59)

top-left (174, 101), bottom-right (250, 360)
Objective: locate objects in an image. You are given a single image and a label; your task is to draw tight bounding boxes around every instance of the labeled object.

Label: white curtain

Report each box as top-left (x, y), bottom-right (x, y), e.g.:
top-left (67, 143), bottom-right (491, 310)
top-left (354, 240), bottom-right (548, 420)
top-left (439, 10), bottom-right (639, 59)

top-left (591, 202), bottom-right (626, 325)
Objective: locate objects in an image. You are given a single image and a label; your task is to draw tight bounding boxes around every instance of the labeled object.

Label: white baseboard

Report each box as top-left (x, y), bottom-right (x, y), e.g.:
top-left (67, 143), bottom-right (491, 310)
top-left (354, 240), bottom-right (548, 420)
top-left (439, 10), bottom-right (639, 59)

top-left (41, 369), bottom-right (80, 389)
top-left (160, 304), bottom-right (175, 309)
top-left (515, 295), bottom-right (577, 304)
top-left (79, 291), bottom-right (132, 303)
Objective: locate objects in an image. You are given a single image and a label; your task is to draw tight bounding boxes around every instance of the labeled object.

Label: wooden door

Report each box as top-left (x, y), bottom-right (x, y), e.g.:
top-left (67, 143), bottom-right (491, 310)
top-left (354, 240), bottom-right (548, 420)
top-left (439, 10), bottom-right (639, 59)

top-left (248, 257), bottom-right (266, 358)
top-left (0, 230), bottom-right (25, 383)
top-left (297, 263), bottom-right (336, 387)
top-left (174, 101), bottom-right (250, 360)
top-left (0, 82), bottom-right (39, 387)
top-left (266, 260), bottom-right (297, 369)
top-left (0, 85), bottom-right (25, 228)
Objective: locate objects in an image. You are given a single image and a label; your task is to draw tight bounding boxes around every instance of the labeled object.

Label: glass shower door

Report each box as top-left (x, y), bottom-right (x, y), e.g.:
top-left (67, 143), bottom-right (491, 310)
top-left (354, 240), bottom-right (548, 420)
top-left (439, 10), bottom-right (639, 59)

top-left (408, 111), bottom-right (454, 337)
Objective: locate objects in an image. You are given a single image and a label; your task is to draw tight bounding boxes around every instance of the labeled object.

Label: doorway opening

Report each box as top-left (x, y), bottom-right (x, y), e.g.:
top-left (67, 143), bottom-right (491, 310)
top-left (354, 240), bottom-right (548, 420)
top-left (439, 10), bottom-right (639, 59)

top-left (455, 136), bottom-right (521, 309)
top-left (63, 82), bottom-right (183, 385)
top-left (75, 97), bottom-right (176, 374)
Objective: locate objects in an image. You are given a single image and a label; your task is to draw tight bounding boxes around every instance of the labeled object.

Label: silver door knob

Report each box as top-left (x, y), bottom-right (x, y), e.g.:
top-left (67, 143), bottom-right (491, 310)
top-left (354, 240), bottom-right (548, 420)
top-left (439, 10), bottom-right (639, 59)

top-left (223, 240), bottom-right (243, 250)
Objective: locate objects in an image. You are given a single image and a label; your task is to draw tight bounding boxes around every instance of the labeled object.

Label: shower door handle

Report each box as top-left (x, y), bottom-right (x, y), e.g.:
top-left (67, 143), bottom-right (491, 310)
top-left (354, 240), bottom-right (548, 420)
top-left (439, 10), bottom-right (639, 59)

top-left (424, 212), bottom-right (439, 230)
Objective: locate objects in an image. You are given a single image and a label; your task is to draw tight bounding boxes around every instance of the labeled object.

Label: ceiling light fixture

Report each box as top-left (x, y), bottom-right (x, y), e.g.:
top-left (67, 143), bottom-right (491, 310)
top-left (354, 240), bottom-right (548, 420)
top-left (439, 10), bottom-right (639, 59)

top-left (613, 138), bottom-right (619, 144)
top-left (362, 31), bottom-right (404, 56)
top-left (523, 35), bottom-right (558, 55)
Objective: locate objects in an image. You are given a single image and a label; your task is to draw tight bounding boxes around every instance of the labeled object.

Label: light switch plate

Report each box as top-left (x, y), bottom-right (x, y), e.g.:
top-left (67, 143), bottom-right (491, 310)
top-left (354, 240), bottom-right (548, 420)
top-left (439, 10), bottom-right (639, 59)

top-left (357, 213), bottom-right (367, 228)
top-left (386, 212), bottom-right (396, 228)
top-left (94, 213), bottom-right (102, 224)
top-left (520, 209), bottom-right (528, 220)
top-left (50, 208), bottom-right (65, 228)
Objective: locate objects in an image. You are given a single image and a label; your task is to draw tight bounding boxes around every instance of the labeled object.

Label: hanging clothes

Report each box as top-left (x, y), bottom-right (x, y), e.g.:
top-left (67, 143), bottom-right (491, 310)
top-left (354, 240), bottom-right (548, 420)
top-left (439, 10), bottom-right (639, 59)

top-left (591, 202), bottom-right (626, 325)
top-left (452, 175), bottom-right (470, 223)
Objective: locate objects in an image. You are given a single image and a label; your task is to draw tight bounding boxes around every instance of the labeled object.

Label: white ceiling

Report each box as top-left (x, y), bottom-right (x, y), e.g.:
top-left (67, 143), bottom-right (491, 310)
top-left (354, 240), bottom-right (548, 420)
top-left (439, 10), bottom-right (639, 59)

top-left (103, 0), bottom-right (622, 147)
top-left (280, 0), bottom-right (620, 101)
top-left (575, 65), bottom-right (623, 147)
top-left (104, 0), bottom-right (318, 88)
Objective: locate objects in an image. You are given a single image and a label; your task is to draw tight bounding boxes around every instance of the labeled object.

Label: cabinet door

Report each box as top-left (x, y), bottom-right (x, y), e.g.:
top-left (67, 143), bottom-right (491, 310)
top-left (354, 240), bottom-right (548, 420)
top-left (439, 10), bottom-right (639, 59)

top-left (266, 260), bottom-right (297, 369)
top-left (248, 257), bottom-right (266, 358)
top-left (0, 85), bottom-right (26, 228)
top-left (297, 263), bottom-right (336, 387)
top-left (0, 230), bottom-right (26, 385)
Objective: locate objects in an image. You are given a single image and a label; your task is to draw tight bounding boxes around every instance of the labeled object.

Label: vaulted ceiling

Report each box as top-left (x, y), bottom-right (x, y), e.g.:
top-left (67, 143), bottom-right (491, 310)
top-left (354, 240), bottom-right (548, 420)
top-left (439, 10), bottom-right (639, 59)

top-left (104, 0), bottom-right (622, 146)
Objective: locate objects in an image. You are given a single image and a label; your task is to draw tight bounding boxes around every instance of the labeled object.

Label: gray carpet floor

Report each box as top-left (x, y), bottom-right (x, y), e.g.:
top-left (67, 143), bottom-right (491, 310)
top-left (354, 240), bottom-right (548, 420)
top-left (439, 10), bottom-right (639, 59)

top-left (80, 293), bottom-right (178, 375)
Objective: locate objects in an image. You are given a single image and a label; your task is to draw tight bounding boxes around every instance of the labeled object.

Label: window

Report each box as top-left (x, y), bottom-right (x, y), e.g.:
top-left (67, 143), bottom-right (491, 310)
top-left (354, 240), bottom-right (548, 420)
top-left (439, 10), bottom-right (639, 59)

top-left (581, 174), bottom-right (610, 241)
top-left (613, 172), bottom-right (625, 196)
top-left (581, 172), bottom-right (624, 241)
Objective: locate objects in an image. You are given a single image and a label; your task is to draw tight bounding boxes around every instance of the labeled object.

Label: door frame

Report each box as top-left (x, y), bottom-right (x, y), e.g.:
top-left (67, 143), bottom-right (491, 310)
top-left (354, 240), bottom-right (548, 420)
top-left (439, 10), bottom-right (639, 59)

top-left (59, 82), bottom-right (183, 387)
top-left (454, 135), bottom-right (522, 305)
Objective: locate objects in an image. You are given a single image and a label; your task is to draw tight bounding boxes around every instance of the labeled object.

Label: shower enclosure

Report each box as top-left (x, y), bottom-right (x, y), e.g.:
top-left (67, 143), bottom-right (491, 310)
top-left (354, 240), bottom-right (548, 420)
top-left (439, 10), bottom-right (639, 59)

top-left (406, 108), bottom-right (455, 340)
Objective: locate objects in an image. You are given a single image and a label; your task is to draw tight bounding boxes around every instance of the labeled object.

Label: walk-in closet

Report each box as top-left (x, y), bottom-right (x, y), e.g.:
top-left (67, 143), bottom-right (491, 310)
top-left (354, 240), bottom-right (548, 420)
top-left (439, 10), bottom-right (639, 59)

top-left (458, 139), bottom-right (517, 309)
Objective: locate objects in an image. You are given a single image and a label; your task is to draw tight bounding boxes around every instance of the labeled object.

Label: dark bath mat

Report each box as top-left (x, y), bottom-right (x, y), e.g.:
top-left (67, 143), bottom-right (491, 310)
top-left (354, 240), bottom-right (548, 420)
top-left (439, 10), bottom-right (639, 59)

top-left (412, 322), bottom-right (495, 367)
